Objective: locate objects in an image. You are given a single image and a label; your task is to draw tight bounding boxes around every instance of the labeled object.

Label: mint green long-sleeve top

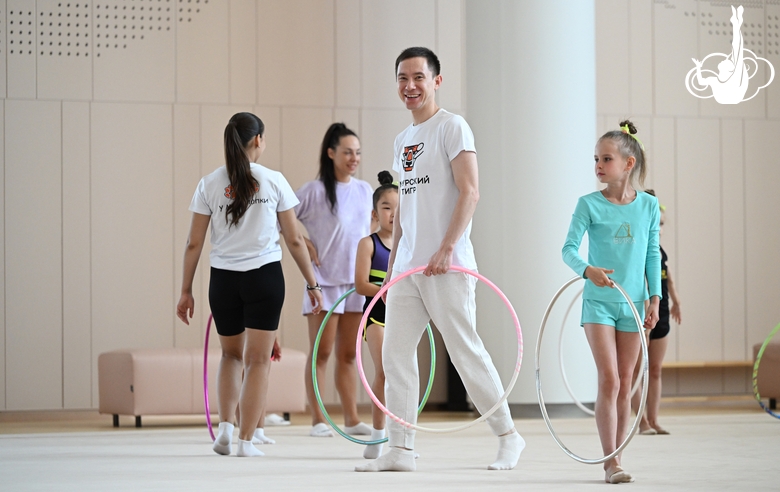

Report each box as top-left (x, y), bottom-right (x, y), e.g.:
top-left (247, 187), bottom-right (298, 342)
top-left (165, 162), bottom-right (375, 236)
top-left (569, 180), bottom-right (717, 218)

top-left (562, 191), bottom-right (662, 303)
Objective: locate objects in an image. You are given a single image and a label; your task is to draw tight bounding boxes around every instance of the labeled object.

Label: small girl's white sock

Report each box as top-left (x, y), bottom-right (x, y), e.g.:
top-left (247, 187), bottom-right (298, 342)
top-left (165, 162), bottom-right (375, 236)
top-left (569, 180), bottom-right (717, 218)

top-left (344, 422), bottom-right (373, 435)
top-left (236, 438), bottom-right (265, 457)
top-left (252, 428), bottom-right (275, 445)
top-left (362, 427), bottom-right (385, 459)
top-left (488, 431), bottom-right (525, 470)
top-left (212, 422), bottom-right (234, 456)
top-left (355, 447), bottom-right (415, 472)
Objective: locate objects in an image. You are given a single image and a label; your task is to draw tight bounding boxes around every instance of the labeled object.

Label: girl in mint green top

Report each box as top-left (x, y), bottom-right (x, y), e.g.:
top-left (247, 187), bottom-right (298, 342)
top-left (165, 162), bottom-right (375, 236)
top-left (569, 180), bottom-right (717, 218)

top-left (562, 190), bottom-right (662, 303)
top-left (560, 120), bottom-right (661, 485)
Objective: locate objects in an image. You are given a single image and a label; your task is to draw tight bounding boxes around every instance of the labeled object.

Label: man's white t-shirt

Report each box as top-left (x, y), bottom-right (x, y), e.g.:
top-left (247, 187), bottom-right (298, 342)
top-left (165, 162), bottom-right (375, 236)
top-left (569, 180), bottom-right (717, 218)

top-left (391, 109), bottom-right (478, 274)
top-left (189, 163), bottom-right (299, 271)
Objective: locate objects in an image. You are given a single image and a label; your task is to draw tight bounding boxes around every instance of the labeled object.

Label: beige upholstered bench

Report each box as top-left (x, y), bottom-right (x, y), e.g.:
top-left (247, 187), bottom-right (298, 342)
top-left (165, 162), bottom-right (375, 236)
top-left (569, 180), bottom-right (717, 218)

top-left (754, 342), bottom-right (780, 410)
top-left (98, 347), bottom-right (306, 427)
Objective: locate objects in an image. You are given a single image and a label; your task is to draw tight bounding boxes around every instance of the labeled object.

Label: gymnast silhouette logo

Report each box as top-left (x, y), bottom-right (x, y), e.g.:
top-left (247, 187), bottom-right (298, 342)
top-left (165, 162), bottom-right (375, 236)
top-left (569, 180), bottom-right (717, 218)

top-left (402, 143), bottom-right (424, 172)
top-left (685, 5), bottom-right (774, 104)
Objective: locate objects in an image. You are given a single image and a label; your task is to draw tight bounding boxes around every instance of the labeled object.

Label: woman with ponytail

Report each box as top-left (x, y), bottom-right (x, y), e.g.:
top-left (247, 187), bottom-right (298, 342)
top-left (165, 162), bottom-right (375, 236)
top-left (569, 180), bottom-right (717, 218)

top-left (295, 123), bottom-right (374, 437)
top-left (177, 112), bottom-right (323, 457)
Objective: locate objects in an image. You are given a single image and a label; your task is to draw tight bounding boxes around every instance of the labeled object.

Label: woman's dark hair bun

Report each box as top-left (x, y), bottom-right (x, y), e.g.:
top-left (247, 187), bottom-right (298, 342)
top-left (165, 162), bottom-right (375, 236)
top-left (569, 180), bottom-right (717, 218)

top-left (377, 170), bottom-right (394, 186)
top-left (619, 120), bottom-right (638, 135)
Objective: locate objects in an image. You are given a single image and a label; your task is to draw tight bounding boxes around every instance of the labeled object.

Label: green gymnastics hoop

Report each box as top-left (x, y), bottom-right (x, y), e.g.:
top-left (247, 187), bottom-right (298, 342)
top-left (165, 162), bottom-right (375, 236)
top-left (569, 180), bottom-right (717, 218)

top-left (752, 322), bottom-right (780, 419)
top-left (312, 286), bottom-right (436, 445)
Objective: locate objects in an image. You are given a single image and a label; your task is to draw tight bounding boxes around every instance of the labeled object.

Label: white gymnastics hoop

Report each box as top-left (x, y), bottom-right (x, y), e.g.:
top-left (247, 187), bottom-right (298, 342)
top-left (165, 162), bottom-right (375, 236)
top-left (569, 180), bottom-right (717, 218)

top-left (537, 276), bottom-right (649, 465)
top-left (558, 287), bottom-right (644, 417)
top-left (356, 265), bottom-right (523, 434)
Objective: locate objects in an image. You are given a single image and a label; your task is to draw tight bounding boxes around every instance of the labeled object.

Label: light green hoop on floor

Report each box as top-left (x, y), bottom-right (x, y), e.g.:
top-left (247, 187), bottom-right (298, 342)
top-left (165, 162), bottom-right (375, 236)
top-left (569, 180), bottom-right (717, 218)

top-left (752, 322), bottom-right (780, 419)
top-left (312, 286), bottom-right (436, 445)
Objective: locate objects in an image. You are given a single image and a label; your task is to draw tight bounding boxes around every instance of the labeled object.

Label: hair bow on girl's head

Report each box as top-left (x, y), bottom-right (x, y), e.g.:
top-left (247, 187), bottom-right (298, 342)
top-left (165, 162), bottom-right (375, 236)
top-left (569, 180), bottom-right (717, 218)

top-left (621, 124), bottom-right (645, 151)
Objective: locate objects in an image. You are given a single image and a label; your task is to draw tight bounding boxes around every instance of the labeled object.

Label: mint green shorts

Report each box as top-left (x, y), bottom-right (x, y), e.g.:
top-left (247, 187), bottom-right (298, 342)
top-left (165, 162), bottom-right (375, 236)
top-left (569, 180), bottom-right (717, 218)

top-left (581, 299), bottom-right (644, 333)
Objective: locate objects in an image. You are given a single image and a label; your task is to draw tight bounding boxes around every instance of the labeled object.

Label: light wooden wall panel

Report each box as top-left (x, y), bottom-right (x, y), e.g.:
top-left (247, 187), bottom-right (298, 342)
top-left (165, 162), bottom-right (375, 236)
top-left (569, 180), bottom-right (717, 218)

top-left (176, 1), bottom-right (229, 104)
top-left (256, 0), bottom-right (334, 107)
top-left (62, 101), bottom-right (92, 408)
top-left (360, 108), bottom-right (409, 184)
top-left (595, 0), bottom-right (630, 116)
top-left (93, 1), bottom-right (175, 102)
top-left (654, 0), bottom-right (698, 116)
top-left (629, 0), bottom-right (653, 116)
top-left (0, 99), bottom-right (5, 409)
top-left (280, 107), bottom-right (335, 190)
top-left (35, 0), bottom-right (92, 100)
top-left (650, 117), bottom-right (678, 361)
top-left (229, 0), bottom-right (257, 105)
top-left (90, 103), bottom-right (174, 401)
top-left (720, 118), bottom-right (746, 360)
top-left (676, 117), bottom-right (722, 361)
top-left (4, 99), bottom-right (62, 410)
top-left (335, 0), bottom-right (361, 108)
top-left (361, 0), bottom-right (436, 109)
top-left (436, 0), bottom-right (463, 113)
top-left (744, 120), bottom-right (780, 351)
top-left (173, 104), bottom-right (203, 349)
top-left (7, 0), bottom-right (36, 99)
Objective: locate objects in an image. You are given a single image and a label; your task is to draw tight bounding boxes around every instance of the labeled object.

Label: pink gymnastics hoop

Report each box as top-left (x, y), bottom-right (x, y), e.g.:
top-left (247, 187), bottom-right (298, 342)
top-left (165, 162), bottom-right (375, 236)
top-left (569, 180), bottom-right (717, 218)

top-left (356, 265), bottom-right (523, 433)
top-left (204, 314), bottom-right (215, 441)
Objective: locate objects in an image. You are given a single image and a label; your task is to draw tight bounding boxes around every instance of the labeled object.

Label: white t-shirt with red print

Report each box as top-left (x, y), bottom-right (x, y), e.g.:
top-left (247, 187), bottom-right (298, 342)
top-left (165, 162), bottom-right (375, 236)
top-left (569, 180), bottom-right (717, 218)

top-left (189, 163), bottom-right (299, 271)
top-left (391, 109), bottom-right (478, 274)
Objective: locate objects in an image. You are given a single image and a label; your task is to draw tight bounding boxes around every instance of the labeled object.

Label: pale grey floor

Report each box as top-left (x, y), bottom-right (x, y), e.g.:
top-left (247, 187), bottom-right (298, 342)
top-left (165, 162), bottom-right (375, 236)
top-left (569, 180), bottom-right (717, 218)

top-left (1, 412), bottom-right (778, 491)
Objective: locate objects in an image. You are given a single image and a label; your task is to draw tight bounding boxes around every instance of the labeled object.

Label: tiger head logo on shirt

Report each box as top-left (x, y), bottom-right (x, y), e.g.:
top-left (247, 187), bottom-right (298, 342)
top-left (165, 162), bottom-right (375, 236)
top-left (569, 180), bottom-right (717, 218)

top-left (224, 183), bottom-right (260, 199)
top-left (401, 143), bottom-right (424, 172)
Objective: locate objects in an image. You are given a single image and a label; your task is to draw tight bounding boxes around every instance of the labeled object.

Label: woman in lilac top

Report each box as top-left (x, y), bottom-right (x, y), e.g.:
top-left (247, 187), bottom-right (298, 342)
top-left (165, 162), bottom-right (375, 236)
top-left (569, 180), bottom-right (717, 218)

top-left (296, 123), bottom-right (374, 437)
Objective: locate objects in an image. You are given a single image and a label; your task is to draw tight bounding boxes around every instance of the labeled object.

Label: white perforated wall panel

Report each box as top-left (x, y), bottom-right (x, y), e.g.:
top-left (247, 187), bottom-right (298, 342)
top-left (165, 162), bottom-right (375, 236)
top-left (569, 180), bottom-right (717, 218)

top-left (93, 0), bottom-right (175, 102)
top-left (7, 0), bottom-right (37, 98)
top-left (229, 0), bottom-right (256, 105)
top-left (176, 0), bottom-right (228, 103)
top-left (36, 1), bottom-right (92, 100)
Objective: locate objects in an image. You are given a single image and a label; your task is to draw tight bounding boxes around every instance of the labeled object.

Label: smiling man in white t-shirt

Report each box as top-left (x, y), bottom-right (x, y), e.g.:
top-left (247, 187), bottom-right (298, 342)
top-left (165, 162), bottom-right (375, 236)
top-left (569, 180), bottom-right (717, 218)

top-left (355, 47), bottom-right (525, 473)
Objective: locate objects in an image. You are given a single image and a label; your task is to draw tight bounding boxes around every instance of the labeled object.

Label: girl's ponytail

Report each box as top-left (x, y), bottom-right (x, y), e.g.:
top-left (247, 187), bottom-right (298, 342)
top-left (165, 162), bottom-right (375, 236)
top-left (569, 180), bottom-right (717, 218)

top-left (223, 113), bottom-right (264, 227)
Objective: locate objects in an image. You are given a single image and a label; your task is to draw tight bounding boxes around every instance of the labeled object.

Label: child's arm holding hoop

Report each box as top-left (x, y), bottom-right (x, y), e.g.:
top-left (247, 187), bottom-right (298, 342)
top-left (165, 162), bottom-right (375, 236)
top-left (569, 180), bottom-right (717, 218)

top-left (562, 199), bottom-right (614, 288)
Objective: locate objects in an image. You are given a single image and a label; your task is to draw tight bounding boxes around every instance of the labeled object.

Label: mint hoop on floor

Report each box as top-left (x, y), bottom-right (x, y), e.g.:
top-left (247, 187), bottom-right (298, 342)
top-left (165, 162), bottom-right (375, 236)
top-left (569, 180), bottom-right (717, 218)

top-left (536, 277), bottom-right (649, 465)
top-left (558, 286), bottom-right (643, 417)
top-left (313, 286), bottom-right (437, 445)
top-left (356, 265), bottom-right (524, 434)
top-left (752, 322), bottom-right (780, 419)
top-left (204, 314), bottom-right (216, 441)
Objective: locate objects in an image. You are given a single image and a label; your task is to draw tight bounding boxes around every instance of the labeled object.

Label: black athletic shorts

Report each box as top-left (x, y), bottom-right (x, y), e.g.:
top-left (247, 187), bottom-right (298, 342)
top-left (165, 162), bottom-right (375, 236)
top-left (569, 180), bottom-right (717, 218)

top-left (209, 262), bottom-right (285, 337)
top-left (650, 318), bottom-right (670, 340)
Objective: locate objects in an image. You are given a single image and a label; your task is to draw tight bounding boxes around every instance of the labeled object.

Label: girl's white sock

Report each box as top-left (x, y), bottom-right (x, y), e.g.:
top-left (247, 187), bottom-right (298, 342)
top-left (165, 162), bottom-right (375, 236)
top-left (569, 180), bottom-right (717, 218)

top-left (236, 438), bottom-right (265, 457)
top-left (212, 422), bottom-right (234, 456)
top-left (362, 427), bottom-right (386, 459)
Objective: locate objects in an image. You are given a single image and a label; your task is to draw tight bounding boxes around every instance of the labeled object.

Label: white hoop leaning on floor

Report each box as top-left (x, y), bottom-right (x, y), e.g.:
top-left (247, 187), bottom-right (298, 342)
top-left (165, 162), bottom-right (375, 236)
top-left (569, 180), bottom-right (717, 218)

top-left (536, 276), bottom-right (649, 465)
